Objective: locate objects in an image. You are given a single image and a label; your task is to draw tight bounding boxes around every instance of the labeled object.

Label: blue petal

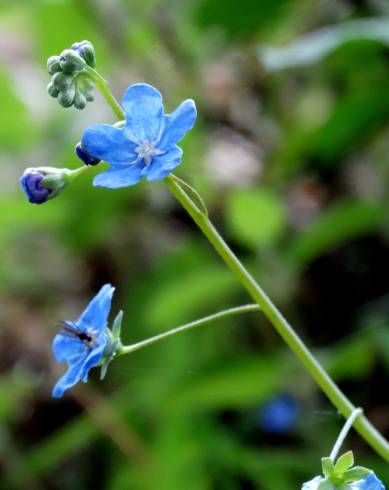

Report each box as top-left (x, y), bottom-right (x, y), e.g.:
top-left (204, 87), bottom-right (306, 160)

top-left (81, 341), bottom-right (107, 382)
top-left (93, 162), bottom-right (144, 188)
top-left (144, 146), bottom-right (183, 181)
top-left (77, 284), bottom-right (115, 333)
top-left (301, 477), bottom-right (322, 490)
top-left (351, 473), bottom-right (385, 490)
top-left (81, 124), bottom-right (137, 164)
top-left (52, 355), bottom-right (86, 398)
top-left (52, 333), bottom-right (86, 363)
top-left (158, 99), bottom-right (197, 150)
top-left (121, 84), bottom-right (163, 142)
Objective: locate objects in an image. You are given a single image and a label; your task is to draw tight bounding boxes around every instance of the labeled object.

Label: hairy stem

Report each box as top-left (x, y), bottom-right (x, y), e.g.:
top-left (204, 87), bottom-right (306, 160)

top-left (93, 74), bottom-right (389, 462)
top-left (164, 175), bottom-right (389, 462)
top-left (330, 408), bottom-right (363, 461)
top-left (85, 67), bottom-right (125, 120)
top-left (119, 304), bottom-right (260, 354)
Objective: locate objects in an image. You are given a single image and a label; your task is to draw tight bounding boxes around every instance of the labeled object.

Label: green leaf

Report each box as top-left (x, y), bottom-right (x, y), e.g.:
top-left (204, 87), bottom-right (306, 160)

top-left (335, 451), bottom-right (354, 473)
top-left (259, 19), bottom-right (389, 71)
top-left (322, 457), bottom-right (335, 477)
top-left (288, 199), bottom-right (384, 266)
top-left (226, 188), bottom-right (286, 248)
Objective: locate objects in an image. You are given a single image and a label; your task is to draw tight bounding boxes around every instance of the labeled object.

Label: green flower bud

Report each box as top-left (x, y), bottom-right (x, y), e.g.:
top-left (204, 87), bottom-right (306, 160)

top-left (71, 40), bottom-right (96, 67)
top-left (47, 82), bottom-right (59, 98)
top-left (52, 72), bottom-right (73, 91)
top-left (58, 85), bottom-right (76, 108)
top-left (47, 55), bottom-right (61, 75)
top-left (73, 92), bottom-right (87, 110)
top-left (85, 90), bottom-right (95, 102)
top-left (59, 49), bottom-right (86, 73)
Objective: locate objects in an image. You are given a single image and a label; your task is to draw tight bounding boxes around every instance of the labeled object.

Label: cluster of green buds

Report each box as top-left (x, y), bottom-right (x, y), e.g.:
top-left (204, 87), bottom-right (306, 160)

top-left (47, 40), bottom-right (96, 109)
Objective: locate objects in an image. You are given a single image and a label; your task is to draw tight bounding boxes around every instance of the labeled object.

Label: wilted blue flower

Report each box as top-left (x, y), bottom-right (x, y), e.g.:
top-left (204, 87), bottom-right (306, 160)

top-left (20, 170), bottom-right (53, 204)
top-left (81, 83), bottom-right (197, 188)
top-left (52, 284), bottom-right (115, 398)
top-left (258, 394), bottom-right (299, 434)
top-left (302, 472), bottom-right (385, 490)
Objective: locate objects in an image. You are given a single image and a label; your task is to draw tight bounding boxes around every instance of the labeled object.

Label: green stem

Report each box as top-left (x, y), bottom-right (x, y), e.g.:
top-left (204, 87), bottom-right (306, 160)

top-left (330, 408), bottom-right (363, 461)
top-left (118, 304), bottom-right (259, 355)
top-left (68, 165), bottom-right (90, 180)
top-left (85, 66), bottom-right (125, 120)
top-left (92, 73), bottom-right (389, 462)
top-left (164, 175), bottom-right (389, 462)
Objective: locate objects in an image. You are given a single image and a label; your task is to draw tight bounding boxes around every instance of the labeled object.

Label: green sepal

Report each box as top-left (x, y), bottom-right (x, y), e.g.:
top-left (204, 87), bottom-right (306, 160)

top-left (335, 451), bottom-right (354, 474)
top-left (322, 457), bottom-right (335, 478)
top-left (317, 478), bottom-right (335, 490)
top-left (343, 467), bottom-right (370, 483)
top-left (59, 49), bottom-right (86, 73)
top-left (47, 55), bottom-right (61, 75)
top-left (47, 82), bottom-right (59, 98)
top-left (80, 43), bottom-right (96, 67)
top-left (74, 92), bottom-right (87, 110)
top-left (58, 85), bottom-right (76, 108)
top-left (52, 72), bottom-right (73, 91)
top-left (112, 310), bottom-right (123, 339)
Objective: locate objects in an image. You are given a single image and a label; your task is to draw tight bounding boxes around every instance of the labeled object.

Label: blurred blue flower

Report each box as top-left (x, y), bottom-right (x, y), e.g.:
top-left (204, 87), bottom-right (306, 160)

top-left (302, 472), bottom-right (385, 490)
top-left (258, 394), bottom-right (299, 434)
top-left (81, 83), bottom-right (197, 188)
top-left (20, 170), bottom-right (53, 204)
top-left (52, 284), bottom-right (115, 398)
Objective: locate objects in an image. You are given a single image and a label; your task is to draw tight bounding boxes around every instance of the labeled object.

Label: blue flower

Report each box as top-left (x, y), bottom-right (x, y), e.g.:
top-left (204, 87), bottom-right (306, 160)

top-left (20, 169), bottom-right (53, 204)
top-left (81, 83), bottom-right (197, 188)
top-left (302, 472), bottom-right (385, 490)
top-left (258, 394), bottom-right (299, 434)
top-left (52, 284), bottom-right (115, 398)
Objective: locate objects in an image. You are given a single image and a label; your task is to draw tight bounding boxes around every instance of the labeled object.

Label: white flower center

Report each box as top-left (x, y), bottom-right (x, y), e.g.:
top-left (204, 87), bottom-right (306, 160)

top-left (135, 141), bottom-right (164, 166)
top-left (83, 327), bottom-right (99, 350)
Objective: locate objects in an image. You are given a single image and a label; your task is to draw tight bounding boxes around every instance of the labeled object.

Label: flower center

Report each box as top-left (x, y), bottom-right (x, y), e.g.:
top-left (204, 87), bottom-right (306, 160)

top-left (135, 141), bottom-right (164, 166)
top-left (81, 327), bottom-right (99, 350)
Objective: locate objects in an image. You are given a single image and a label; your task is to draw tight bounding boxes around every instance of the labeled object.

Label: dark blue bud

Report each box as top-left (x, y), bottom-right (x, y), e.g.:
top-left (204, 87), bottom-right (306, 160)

top-left (75, 142), bottom-right (101, 166)
top-left (258, 394), bottom-right (299, 434)
top-left (20, 170), bottom-right (52, 204)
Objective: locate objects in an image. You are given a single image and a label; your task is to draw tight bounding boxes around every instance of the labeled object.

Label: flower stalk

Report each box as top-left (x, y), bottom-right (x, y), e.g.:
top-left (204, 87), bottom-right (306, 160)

top-left (91, 70), bottom-right (389, 463)
top-left (118, 304), bottom-right (260, 355)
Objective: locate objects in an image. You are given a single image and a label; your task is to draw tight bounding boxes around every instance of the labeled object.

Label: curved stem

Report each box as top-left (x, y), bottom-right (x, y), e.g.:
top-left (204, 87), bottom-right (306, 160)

top-left (164, 174), bottom-right (389, 462)
top-left (91, 74), bottom-right (389, 462)
top-left (118, 304), bottom-right (260, 355)
top-left (85, 66), bottom-right (125, 120)
top-left (330, 408), bottom-right (363, 461)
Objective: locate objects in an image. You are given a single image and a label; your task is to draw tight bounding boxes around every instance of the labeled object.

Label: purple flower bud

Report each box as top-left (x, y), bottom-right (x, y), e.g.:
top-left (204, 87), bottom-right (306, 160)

top-left (20, 170), bottom-right (52, 204)
top-left (75, 142), bottom-right (101, 166)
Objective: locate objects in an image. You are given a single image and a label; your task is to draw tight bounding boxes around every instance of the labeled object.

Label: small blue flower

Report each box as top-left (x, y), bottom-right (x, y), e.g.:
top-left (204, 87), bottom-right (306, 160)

top-left (52, 284), bottom-right (115, 398)
top-left (81, 83), bottom-right (197, 188)
top-left (302, 472), bottom-right (385, 490)
top-left (258, 394), bottom-right (299, 434)
top-left (20, 170), bottom-right (53, 204)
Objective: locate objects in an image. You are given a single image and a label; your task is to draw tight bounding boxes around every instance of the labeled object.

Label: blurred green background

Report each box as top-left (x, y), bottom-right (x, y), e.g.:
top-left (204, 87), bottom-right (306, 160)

top-left (0, 0), bottom-right (389, 488)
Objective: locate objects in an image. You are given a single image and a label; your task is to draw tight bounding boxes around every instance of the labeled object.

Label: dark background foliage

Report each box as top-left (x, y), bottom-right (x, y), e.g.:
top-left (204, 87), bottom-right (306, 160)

top-left (0, 0), bottom-right (388, 489)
